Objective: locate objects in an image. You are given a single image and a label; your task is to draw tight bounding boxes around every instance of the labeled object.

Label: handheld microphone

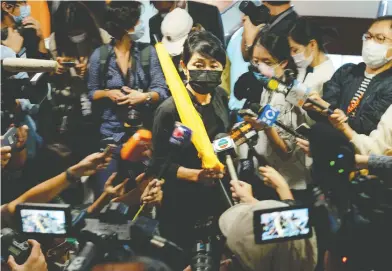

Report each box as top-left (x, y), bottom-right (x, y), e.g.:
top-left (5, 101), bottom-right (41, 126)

top-left (1, 58), bottom-right (58, 73)
top-left (213, 133), bottom-right (239, 206)
top-left (257, 74), bottom-right (333, 115)
top-left (121, 129), bottom-right (152, 162)
top-left (249, 103), bottom-right (306, 139)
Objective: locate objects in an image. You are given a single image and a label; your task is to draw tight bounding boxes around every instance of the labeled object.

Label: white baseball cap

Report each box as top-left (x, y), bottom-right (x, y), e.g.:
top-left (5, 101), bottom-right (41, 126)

top-left (161, 8), bottom-right (193, 56)
top-left (219, 200), bottom-right (318, 271)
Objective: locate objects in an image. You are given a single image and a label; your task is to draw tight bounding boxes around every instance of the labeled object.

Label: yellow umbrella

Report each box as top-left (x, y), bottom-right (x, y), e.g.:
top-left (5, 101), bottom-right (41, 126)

top-left (155, 42), bottom-right (224, 171)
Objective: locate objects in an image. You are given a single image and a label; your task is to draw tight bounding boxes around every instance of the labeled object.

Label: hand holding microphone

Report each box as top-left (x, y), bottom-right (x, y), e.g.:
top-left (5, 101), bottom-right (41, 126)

top-left (229, 180), bottom-right (257, 204)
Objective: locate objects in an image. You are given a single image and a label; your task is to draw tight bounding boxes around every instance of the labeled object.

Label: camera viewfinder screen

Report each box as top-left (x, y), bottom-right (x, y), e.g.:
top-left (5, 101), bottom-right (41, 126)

top-left (20, 209), bottom-right (66, 234)
top-left (257, 207), bottom-right (311, 243)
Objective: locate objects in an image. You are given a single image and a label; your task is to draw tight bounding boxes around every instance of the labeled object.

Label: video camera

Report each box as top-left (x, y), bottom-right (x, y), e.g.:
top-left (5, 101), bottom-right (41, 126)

top-left (1, 201), bottom-right (184, 270)
top-left (239, 1), bottom-right (271, 26)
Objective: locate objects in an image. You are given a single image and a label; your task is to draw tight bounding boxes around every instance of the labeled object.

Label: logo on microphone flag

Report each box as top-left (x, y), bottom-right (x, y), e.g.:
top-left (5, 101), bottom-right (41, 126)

top-left (169, 122), bottom-right (192, 146)
top-left (259, 105), bottom-right (280, 126)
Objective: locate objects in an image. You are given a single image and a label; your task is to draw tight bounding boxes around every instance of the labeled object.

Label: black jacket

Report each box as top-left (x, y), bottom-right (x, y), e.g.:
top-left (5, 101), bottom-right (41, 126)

top-left (310, 63), bottom-right (392, 135)
top-left (149, 1), bottom-right (225, 47)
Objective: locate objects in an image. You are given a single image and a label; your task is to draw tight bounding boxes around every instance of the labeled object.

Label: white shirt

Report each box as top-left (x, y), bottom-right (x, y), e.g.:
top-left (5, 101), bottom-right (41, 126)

top-left (238, 89), bottom-right (311, 190)
top-left (300, 58), bottom-right (335, 95)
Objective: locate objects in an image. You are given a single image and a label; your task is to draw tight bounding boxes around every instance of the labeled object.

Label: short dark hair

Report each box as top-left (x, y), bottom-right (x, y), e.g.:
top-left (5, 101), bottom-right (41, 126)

top-left (252, 27), bottom-right (298, 79)
top-left (105, 1), bottom-right (142, 40)
top-left (369, 15), bottom-right (392, 30)
top-left (263, 1), bottom-right (291, 6)
top-left (182, 30), bottom-right (226, 68)
top-left (1, 1), bottom-right (23, 22)
top-left (289, 17), bottom-right (326, 52)
top-left (53, 1), bottom-right (103, 57)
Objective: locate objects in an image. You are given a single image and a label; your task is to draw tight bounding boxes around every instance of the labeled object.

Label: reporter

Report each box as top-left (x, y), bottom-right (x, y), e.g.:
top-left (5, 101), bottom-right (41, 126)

top-left (288, 17), bottom-right (334, 92)
top-left (7, 239), bottom-right (47, 271)
top-left (151, 30), bottom-right (228, 252)
top-left (329, 106), bottom-right (392, 155)
top-left (241, 28), bottom-right (311, 192)
top-left (241, 1), bottom-right (298, 61)
top-left (88, 1), bottom-right (168, 193)
top-left (305, 15), bottom-right (392, 135)
top-left (1, 0), bottom-right (48, 58)
top-left (1, 151), bottom-right (111, 228)
top-left (218, 200), bottom-right (317, 271)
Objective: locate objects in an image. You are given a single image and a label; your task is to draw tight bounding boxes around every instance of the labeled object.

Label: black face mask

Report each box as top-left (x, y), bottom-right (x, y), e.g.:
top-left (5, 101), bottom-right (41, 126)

top-left (188, 70), bottom-right (222, 95)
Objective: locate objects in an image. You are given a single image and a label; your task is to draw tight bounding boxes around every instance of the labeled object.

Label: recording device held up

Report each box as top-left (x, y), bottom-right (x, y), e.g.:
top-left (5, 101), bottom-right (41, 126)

top-left (239, 1), bottom-right (271, 26)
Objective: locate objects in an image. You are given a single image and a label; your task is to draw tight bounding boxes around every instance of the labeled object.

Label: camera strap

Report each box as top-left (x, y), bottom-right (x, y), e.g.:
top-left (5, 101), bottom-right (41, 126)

top-left (269, 7), bottom-right (295, 30)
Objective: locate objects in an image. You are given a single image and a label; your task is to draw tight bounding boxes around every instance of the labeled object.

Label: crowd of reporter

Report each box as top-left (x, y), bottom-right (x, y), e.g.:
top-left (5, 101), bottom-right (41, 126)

top-left (1, 1), bottom-right (391, 271)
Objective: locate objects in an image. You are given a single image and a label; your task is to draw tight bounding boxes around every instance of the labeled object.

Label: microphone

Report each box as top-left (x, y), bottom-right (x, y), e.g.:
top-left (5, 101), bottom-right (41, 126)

top-left (121, 129), bottom-right (152, 162)
top-left (65, 242), bottom-right (97, 271)
top-left (257, 74), bottom-right (333, 115)
top-left (249, 103), bottom-right (306, 139)
top-left (212, 133), bottom-right (238, 207)
top-left (1, 58), bottom-right (58, 73)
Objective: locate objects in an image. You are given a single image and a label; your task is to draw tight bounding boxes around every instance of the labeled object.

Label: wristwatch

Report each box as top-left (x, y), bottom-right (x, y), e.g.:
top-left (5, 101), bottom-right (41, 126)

top-left (66, 169), bottom-right (80, 184)
top-left (145, 92), bottom-right (153, 104)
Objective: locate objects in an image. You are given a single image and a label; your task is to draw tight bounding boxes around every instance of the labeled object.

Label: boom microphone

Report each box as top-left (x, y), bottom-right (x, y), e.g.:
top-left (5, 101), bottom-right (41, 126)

top-left (1, 58), bottom-right (58, 73)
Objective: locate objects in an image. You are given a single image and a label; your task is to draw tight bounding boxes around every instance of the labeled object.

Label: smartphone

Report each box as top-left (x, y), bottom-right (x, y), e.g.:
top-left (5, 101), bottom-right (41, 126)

top-left (253, 206), bottom-right (312, 244)
top-left (61, 62), bottom-right (76, 68)
top-left (1, 127), bottom-right (18, 149)
top-left (238, 108), bottom-right (258, 118)
top-left (295, 123), bottom-right (311, 138)
top-left (16, 203), bottom-right (72, 237)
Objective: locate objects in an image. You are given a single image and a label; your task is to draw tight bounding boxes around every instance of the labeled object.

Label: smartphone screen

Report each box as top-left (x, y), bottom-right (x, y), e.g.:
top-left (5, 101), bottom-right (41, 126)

top-left (254, 206), bottom-right (312, 244)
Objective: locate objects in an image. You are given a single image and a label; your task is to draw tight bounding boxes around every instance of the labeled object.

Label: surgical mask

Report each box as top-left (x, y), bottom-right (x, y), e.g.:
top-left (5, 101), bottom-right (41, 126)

top-left (362, 40), bottom-right (392, 69)
top-left (128, 21), bottom-right (145, 41)
top-left (11, 5), bottom-right (31, 24)
top-left (69, 32), bottom-right (87, 43)
top-left (258, 62), bottom-right (276, 78)
top-left (188, 70), bottom-right (222, 95)
top-left (293, 50), bottom-right (314, 68)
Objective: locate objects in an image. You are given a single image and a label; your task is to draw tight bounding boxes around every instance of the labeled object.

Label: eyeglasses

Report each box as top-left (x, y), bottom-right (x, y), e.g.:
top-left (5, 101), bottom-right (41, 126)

top-left (362, 33), bottom-right (392, 44)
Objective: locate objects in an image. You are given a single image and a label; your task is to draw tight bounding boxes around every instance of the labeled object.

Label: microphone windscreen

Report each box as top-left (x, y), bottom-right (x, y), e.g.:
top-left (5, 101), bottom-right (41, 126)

top-left (2, 58), bottom-right (57, 73)
top-left (121, 129), bottom-right (152, 162)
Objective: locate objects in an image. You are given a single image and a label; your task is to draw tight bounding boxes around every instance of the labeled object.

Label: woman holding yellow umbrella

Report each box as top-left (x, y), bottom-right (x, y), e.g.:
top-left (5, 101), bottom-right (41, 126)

top-left (152, 30), bottom-right (229, 258)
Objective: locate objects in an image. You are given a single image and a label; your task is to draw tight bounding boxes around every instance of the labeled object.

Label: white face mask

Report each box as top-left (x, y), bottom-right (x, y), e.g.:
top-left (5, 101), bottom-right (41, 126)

top-left (128, 21), bottom-right (145, 41)
top-left (293, 50), bottom-right (314, 69)
top-left (69, 32), bottom-right (87, 44)
top-left (362, 40), bottom-right (392, 69)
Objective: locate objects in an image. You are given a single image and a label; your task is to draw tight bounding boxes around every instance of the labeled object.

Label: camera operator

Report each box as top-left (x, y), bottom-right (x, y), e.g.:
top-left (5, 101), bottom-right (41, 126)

top-left (217, 179), bottom-right (317, 271)
top-left (2, 239), bottom-right (48, 271)
top-left (241, 1), bottom-right (298, 61)
top-left (328, 106), bottom-right (392, 155)
top-left (41, 1), bottom-right (112, 161)
top-left (1, 151), bottom-right (111, 229)
top-left (151, 30), bottom-right (228, 257)
top-left (88, 1), bottom-right (168, 194)
top-left (1, 0), bottom-right (48, 59)
top-left (304, 15), bottom-right (392, 136)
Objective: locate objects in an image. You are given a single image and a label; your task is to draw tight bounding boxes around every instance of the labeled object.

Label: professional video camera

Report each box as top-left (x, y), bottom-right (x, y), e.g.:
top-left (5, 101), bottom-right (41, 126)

top-left (239, 1), bottom-right (271, 26)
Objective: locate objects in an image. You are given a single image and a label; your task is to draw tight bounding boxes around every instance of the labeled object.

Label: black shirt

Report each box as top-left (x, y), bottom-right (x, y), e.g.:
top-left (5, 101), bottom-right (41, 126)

top-left (268, 7), bottom-right (298, 36)
top-left (151, 87), bottom-right (229, 248)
